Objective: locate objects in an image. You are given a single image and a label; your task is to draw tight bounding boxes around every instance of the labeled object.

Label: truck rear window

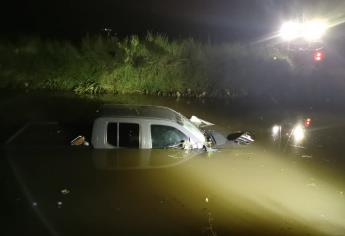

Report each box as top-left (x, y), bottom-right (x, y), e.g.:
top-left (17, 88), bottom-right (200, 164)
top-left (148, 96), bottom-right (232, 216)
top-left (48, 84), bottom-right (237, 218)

top-left (119, 123), bottom-right (139, 148)
top-left (107, 123), bottom-right (139, 148)
top-left (107, 123), bottom-right (118, 146)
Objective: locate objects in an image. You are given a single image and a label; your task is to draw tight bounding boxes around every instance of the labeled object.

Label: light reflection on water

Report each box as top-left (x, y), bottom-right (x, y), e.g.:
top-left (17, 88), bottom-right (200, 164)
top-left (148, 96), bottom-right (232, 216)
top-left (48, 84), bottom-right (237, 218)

top-left (8, 145), bottom-right (345, 235)
top-left (3, 92), bottom-right (345, 235)
top-left (181, 147), bottom-right (345, 235)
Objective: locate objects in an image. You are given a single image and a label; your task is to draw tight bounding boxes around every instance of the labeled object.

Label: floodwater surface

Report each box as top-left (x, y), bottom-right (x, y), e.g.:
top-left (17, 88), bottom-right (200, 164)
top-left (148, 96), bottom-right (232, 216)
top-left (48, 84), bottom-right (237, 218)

top-left (2, 91), bottom-right (345, 236)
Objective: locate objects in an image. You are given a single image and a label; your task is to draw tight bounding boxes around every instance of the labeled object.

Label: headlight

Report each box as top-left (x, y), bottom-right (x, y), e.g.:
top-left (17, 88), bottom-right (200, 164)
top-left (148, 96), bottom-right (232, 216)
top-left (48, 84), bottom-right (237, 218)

top-left (279, 19), bottom-right (328, 42)
top-left (302, 20), bottom-right (327, 41)
top-left (280, 21), bottom-right (301, 41)
top-left (292, 125), bottom-right (305, 143)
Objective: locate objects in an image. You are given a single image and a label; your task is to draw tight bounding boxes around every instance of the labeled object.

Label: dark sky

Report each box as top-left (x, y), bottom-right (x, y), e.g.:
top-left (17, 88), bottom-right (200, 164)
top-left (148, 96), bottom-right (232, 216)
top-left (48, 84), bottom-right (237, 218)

top-left (1, 0), bottom-right (345, 41)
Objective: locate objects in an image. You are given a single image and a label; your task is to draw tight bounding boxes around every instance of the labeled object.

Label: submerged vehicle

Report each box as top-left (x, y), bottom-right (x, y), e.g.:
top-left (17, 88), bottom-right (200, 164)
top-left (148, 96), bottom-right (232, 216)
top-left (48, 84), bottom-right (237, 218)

top-left (92, 104), bottom-right (254, 150)
top-left (6, 104), bottom-right (254, 151)
top-left (5, 104), bottom-right (254, 171)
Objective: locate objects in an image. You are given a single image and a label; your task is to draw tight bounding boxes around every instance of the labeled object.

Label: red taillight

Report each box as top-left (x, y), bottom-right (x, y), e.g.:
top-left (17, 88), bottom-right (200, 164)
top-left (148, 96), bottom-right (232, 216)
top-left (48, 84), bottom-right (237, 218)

top-left (304, 118), bottom-right (312, 128)
top-left (314, 51), bottom-right (324, 61)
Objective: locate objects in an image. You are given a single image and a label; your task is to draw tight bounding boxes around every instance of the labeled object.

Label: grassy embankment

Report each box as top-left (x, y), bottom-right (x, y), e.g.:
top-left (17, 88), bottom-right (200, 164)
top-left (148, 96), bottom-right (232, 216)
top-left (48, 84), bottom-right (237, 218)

top-left (0, 33), bottom-right (292, 97)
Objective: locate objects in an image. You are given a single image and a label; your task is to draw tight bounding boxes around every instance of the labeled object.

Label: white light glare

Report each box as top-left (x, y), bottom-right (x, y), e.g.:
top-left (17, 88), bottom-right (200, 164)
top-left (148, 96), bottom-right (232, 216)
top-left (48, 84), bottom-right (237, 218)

top-left (292, 125), bottom-right (305, 143)
top-left (303, 20), bottom-right (327, 41)
top-left (279, 19), bottom-right (328, 42)
top-left (272, 125), bottom-right (281, 137)
top-left (280, 21), bottom-right (301, 41)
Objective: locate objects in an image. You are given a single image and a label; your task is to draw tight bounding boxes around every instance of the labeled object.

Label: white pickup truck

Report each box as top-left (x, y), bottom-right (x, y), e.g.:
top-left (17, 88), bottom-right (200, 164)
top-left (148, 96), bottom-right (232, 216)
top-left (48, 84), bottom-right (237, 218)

top-left (6, 104), bottom-right (254, 151)
top-left (5, 104), bottom-right (254, 171)
top-left (92, 104), bottom-right (253, 150)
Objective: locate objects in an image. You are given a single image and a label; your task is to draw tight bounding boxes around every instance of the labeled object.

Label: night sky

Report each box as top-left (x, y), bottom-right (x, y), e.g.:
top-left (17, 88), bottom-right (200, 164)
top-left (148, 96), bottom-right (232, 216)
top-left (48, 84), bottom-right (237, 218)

top-left (1, 0), bottom-right (345, 41)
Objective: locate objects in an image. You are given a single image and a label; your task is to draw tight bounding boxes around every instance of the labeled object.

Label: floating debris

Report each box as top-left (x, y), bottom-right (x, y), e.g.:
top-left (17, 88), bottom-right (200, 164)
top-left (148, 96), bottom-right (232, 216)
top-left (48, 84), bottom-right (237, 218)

top-left (32, 202), bottom-right (38, 207)
top-left (57, 201), bottom-right (63, 208)
top-left (70, 135), bottom-right (89, 146)
top-left (159, 200), bottom-right (166, 205)
top-left (61, 189), bottom-right (70, 195)
top-left (301, 155), bottom-right (313, 159)
top-left (205, 197), bottom-right (209, 203)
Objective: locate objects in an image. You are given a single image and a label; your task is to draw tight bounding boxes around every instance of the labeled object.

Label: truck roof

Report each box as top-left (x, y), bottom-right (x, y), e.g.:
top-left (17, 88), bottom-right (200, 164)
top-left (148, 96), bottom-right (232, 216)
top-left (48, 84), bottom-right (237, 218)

top-left (100, 104), bottom-right (184, 124)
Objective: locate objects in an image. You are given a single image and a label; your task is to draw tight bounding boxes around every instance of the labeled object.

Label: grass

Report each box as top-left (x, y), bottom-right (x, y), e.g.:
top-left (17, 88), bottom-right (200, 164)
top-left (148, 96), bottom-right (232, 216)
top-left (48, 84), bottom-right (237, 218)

top-left (0, 33), bottom-right (294, 97)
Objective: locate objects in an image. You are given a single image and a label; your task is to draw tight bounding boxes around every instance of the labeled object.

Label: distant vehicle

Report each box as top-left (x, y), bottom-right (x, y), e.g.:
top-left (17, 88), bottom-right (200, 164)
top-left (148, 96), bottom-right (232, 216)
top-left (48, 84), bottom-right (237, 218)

top-left (283, 40), bottom-right (325, 65)
top-left (6, 104), bottom-right (254, 151)
top-left (278, 18), bottom-right (328, 65)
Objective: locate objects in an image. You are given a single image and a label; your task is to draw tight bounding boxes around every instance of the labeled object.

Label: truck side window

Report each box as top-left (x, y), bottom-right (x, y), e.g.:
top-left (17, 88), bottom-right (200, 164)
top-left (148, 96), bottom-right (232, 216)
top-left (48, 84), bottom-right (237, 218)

top-left (107, 123), bottom-right (118, 146)
top-left (119, 123), bottom-right (139, 148)
top-left (151, 125), bottom-right (188, 149)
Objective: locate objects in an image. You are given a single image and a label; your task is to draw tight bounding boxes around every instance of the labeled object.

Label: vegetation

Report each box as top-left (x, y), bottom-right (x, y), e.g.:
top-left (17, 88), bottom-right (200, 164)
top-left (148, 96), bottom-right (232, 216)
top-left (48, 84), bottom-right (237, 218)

top-left (0, 33), bottom-right (293, 97)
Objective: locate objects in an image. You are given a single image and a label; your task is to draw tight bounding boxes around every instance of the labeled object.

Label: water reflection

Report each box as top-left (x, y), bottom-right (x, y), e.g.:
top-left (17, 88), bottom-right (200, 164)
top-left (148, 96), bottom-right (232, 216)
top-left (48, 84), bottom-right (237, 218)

top-left (92, 149), bottom-right (202, 170)
top-left (6, 144), bottom-right (345, 235)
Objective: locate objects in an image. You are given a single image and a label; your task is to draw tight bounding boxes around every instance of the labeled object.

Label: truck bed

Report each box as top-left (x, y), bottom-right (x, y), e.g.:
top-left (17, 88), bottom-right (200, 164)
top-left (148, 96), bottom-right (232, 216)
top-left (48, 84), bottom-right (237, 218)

top-left (6, 122), bottom-right (92, 147)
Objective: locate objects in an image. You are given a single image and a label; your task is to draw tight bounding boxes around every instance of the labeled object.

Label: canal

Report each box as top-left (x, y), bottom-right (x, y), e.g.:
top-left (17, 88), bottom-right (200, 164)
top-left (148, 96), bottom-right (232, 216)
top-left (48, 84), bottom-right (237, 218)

top-left (2, 91), bottom-right (345, 235)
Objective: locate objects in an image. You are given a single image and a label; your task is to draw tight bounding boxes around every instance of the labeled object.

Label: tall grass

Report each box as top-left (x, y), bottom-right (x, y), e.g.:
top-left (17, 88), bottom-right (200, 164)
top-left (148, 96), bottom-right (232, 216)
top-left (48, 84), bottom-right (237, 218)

top-left (0, 33), bottom-right (293, 97)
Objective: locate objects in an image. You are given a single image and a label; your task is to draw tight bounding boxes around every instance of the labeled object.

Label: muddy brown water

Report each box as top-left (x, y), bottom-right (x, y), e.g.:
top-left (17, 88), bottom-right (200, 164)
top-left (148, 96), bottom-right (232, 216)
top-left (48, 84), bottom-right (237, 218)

top-left (2, 91), bottom-right (345, 236)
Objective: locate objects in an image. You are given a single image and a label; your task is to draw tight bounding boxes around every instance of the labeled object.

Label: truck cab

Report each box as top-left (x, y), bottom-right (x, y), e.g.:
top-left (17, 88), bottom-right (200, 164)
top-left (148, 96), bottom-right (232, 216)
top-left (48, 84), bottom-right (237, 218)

top-left (91, 104), bottom-right (206, 149)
